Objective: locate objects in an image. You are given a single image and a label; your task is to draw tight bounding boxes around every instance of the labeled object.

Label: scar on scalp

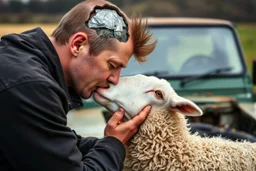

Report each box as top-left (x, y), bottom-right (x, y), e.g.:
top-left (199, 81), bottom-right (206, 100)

top-left (85, 5), bottom-right (129, 42)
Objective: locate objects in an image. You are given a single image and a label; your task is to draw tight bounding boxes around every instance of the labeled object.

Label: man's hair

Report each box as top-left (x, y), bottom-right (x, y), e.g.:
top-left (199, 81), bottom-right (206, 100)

top-left (51, 0), bottom-right (156, 62)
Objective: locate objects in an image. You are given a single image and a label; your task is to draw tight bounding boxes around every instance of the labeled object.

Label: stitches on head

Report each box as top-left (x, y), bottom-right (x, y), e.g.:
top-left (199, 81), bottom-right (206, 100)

top-left (85, 5), bottom-right (129, 42)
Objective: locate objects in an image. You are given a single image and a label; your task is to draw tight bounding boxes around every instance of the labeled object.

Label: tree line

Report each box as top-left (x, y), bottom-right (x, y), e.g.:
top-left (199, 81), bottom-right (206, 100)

top-left (0, 0), bottom-right (255, 23)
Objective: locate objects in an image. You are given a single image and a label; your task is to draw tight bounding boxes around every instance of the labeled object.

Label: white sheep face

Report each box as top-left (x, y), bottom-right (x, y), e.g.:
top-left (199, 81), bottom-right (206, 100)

top-left (93, 74), bottom-right (203, 120)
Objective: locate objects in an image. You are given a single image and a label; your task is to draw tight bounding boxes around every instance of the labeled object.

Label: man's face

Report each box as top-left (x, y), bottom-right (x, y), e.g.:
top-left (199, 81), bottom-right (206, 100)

top-left (69, 39), bottom-right (133, 99)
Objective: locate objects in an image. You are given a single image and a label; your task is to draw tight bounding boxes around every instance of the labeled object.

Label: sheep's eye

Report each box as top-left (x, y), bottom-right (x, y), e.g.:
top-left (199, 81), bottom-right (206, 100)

top-left (155, 90), bottom-right (163, 99)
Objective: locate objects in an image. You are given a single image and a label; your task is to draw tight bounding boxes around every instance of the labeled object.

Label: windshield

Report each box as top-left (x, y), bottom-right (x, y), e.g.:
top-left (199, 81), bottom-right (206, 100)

top-left (121, 26), bottom-right (244, 77)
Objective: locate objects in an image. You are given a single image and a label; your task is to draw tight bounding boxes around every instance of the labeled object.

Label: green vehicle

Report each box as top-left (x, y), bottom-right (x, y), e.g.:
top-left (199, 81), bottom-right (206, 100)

top-left (71, 17), bottom-right (256, 141)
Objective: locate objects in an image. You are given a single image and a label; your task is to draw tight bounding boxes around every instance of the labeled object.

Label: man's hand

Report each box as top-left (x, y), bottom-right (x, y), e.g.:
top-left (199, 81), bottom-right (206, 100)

top-left (104, 105), bottom-right (151, 144)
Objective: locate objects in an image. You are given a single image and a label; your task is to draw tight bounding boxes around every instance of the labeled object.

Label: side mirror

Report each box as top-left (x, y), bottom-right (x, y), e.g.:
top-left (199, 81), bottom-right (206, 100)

top-left (252, 60), bottom-right (256, 102)
top-left (253, 60), bottom-right (256, 85)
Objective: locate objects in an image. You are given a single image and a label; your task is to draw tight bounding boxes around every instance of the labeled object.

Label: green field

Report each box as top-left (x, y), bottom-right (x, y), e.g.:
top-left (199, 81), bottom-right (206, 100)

top-left (236, 24), bottom-right (256, 80)
top-left (237, 24), bottom-right (256, 58)
top-left (0, 24), bottom-right (56, 37)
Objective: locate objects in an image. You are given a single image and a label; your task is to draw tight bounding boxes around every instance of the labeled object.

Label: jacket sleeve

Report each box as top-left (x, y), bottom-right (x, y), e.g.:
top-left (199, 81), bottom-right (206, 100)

top-left (0, 81), bottom-right (125, 171)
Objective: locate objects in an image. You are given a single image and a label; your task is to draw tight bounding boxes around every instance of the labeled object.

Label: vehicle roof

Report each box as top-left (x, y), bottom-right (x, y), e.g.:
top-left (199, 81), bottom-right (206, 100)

top-left (146, 17), bottom-right (234, 26)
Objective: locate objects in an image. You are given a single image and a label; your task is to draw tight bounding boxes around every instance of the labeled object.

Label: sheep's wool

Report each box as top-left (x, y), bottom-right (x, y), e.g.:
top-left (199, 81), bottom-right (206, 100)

top-left (124, 109), bottom-right (256, 171)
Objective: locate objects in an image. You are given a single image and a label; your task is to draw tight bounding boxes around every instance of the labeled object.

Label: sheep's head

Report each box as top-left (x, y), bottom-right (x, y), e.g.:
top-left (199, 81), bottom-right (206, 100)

top-left (93, 74), bottom-right (203, 121)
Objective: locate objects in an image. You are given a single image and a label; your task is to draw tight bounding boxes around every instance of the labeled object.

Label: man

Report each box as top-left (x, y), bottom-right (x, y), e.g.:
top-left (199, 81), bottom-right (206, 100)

top-left (0, 0), bottom-right (156, 170)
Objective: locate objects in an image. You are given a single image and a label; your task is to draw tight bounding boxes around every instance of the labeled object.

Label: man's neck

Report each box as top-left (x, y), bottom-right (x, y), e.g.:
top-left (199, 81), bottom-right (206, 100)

top-left (49, 36), bottom-right (71, 86)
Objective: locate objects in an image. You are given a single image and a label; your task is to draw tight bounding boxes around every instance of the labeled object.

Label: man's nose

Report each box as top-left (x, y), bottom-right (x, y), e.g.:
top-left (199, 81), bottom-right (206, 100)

top-left (108, 69), bottom-right (121, 85)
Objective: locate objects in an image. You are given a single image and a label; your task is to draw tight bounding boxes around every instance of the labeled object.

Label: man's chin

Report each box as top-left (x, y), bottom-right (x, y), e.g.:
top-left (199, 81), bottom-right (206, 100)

top-left (81, 91), bottom-right (93, 99)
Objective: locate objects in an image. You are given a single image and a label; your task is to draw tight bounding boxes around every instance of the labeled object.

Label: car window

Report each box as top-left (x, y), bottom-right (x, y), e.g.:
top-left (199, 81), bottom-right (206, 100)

top-left (121, 26), bottom-right (243, 77)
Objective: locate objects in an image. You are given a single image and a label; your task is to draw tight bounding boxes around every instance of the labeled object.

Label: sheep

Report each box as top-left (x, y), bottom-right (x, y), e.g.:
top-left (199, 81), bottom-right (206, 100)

top-left (93, 74), bottom-right (256, 171)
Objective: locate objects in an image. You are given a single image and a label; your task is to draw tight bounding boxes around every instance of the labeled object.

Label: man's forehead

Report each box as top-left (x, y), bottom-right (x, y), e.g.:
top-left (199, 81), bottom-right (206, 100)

top-left (112, 39), bottom-right (133, 67)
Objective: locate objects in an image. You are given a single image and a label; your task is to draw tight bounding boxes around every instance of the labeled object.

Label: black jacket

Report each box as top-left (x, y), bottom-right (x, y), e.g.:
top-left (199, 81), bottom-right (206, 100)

top-left (0, 27), bottom-right (125, 171)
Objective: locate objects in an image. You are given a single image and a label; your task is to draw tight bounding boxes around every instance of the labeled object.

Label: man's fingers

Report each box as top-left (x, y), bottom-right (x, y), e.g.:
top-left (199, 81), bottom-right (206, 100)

top-left (131, 105), bottom-right (151, 125)
top-left (107, 108), bottom-right (124, 127)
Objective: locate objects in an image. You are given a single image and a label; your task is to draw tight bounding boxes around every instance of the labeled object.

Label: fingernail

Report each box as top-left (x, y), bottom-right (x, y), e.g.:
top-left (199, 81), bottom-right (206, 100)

top-left (118, 108), bottom-right (124, 113)
top-left (146, 106), bottom-right (152, 111)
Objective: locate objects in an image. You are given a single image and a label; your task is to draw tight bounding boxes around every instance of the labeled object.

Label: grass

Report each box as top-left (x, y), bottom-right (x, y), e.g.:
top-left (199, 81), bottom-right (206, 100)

top-left (236, 23), bottom-right (256, 80)
top-left (0, 24), bottom-right (57, 36)
top-left (237, 23), bottom-right (256, 58)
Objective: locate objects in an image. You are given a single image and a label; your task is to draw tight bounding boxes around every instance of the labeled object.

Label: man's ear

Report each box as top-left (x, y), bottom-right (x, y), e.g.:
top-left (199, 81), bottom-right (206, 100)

top-left (70, 32), bottom-right (88, 57)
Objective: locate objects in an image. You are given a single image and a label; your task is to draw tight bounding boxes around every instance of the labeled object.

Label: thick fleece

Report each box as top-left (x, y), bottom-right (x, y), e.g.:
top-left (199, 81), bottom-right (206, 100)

top-left (124, 109), bottom-right (256, 171)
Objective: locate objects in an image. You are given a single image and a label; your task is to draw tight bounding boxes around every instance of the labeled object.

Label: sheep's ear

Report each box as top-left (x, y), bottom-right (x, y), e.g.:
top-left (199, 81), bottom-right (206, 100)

top-left (168, 96), bottom-right (203, 116)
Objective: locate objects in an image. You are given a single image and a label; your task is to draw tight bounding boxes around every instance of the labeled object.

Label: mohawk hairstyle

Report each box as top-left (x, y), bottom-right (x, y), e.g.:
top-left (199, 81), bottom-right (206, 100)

top-left (130, 14), bottom-right (157, 62)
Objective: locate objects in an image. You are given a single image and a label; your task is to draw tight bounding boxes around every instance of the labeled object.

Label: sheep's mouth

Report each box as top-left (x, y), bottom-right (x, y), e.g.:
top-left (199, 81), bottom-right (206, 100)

top-left (93, 92), bottom-right (131, 121)
top-left (94, 91), bottom-right (112, 102)
top-left (93, 92), bottom-right (117, 113)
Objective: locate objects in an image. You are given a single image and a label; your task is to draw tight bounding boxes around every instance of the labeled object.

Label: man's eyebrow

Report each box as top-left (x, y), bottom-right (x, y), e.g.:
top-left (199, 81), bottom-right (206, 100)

top-left (112, 60), bottom-right (127, 68)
